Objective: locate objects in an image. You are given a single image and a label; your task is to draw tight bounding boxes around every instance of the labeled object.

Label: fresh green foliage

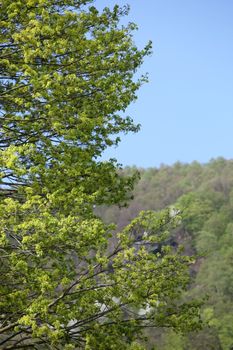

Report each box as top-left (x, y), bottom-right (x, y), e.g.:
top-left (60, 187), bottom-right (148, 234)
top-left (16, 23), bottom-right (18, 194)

top-left (0, 1), bottom-right (201, 349)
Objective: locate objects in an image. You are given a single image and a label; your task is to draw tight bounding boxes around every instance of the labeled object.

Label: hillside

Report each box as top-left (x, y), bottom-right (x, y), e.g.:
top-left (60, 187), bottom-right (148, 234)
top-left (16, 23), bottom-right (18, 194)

top-left (98, 158), bottom-right (233, 350)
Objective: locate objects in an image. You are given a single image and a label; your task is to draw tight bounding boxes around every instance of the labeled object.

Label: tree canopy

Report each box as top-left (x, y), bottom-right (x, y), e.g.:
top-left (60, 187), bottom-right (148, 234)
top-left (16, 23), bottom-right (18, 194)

top-left (0, 1), bottom-right (201, 349)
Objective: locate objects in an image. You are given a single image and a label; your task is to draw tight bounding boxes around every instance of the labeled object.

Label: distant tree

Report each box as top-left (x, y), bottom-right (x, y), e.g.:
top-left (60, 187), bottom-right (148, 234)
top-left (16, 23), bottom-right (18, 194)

top-left (99, 160), bottom-right (233, 350)
top-left (0, 1), bottom-right (201, 348)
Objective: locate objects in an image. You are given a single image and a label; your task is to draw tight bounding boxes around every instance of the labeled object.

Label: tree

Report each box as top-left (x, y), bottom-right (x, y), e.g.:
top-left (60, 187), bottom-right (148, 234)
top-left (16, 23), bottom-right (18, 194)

top-left (0, 1), bottom-right (201, 348)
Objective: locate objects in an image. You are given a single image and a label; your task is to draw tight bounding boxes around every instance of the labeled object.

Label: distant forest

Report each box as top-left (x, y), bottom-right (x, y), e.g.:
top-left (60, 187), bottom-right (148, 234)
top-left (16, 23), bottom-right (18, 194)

top-left (98, 158), bottom-right (233, 350)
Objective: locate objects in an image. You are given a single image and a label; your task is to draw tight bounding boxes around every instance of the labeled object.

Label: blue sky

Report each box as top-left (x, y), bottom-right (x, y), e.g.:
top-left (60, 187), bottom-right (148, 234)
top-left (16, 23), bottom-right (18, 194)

top-left (99, 0), bottom-right (233, 167)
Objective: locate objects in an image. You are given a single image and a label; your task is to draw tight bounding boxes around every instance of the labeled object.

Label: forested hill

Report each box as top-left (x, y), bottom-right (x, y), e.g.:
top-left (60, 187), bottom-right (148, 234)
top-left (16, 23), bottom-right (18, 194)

top-left (98, 158), bottom-right (233, 350)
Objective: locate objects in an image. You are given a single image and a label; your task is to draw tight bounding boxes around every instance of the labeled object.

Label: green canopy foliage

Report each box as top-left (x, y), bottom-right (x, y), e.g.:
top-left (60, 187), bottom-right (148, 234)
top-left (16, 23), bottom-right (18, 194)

top-left (0, 1), bottom-right (201, 349)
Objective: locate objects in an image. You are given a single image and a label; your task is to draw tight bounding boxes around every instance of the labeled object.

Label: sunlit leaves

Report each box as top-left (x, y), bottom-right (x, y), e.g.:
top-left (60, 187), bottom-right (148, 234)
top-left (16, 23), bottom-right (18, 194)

top-left (0, 1), bottom-right (200, 349)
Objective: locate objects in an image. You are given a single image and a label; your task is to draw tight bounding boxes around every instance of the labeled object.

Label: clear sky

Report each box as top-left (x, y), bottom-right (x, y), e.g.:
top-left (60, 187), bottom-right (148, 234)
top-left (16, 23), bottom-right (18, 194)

top-left (99, 0), bottom-right (233, 168)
